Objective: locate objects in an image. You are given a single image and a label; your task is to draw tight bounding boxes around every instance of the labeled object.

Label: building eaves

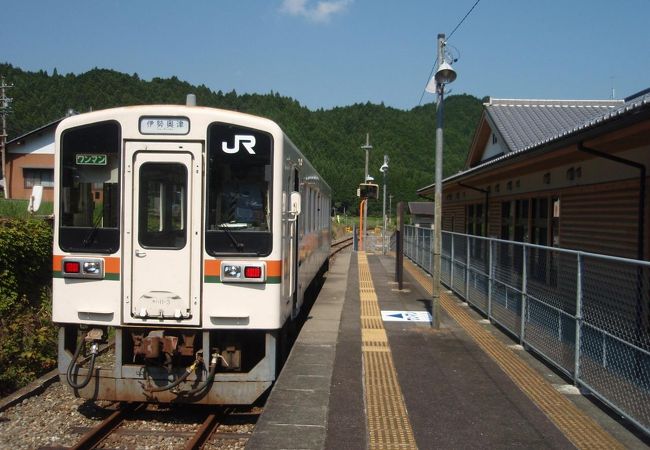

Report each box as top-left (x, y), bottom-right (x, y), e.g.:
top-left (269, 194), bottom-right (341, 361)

top-left (418, 92), bottom-right (650, 194)
top-left (6, 117), bottom-right (64, 145)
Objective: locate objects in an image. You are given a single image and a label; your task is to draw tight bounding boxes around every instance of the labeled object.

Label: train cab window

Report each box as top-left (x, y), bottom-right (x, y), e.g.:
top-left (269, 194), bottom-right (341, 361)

top-left (59, 121), bottom-right (120, 253)
top-left (206, 123), bottom-right (273, 255)
top-left (138, 163), bottom-right (187, 249)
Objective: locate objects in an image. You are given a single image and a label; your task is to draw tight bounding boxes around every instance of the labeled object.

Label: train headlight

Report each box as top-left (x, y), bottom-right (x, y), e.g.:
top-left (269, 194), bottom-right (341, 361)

top-left (223, 265), bottom-right (242, 279)
top-left (83, 261), bottom-right (101, 275)
top-left (220, 262), bottom-right (266, 283)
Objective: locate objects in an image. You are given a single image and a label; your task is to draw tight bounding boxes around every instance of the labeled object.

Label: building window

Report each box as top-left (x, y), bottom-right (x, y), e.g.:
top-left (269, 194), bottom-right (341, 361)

top-left (531, 198), bottom-right (549, 246)
top-left (500, 201), bottom-right (512, 240)
top-left (529, 196), bottom-right (560, 286)
top-left (23, 168), bottom-right (54, 188)
top-left (500, 199), bottom-right (529, 242)
top-left (467, 203), bottom-right (487, 260)
top-left (514, 199), bottom-right (529, 242)
top-left (466, 203), bottom-right (485, 236)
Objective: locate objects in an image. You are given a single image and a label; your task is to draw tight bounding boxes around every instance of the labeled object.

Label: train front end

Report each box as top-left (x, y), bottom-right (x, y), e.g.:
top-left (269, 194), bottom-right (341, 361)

top-left (52, 105), bottom-right (293, 404)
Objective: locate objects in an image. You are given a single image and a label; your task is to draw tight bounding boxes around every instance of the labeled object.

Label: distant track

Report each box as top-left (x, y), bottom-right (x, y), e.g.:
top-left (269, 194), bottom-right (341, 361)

top-left (331, 236), bottom-right (353, 257)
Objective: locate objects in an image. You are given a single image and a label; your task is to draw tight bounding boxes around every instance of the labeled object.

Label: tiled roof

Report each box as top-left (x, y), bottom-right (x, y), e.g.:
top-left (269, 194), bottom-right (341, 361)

top-left (486, 98), bottom-right (623, 152)
top-left (417, 91), bottom-right (650, 193)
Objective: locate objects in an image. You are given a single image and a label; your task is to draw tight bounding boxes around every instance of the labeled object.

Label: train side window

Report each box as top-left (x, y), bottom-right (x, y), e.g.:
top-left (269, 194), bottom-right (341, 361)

top-left (59, 121), bottom-right (121, 253)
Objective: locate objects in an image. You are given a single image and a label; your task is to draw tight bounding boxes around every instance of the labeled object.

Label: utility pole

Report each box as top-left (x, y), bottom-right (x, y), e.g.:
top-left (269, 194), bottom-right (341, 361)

top-left (361, 133), bottom-right (372, 250)
top-left (428, 33), bottom-right (456, 329)
top-left (431, 35), bottom-right (445, 328)
top-left (362, 133), bottom-right (372, 183)
top-left (380, 154), bottom-right (389, 254)
top-left (0, 77), bottom-right (13, 199)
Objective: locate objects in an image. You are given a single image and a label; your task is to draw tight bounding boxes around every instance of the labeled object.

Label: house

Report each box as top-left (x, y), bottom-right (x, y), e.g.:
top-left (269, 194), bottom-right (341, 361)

top-left (417, 91), bottom-right (650, 261)
top-left (407, 201), bottom-right (435, 227)
top-left (5, 118), bottom-right (63, 202)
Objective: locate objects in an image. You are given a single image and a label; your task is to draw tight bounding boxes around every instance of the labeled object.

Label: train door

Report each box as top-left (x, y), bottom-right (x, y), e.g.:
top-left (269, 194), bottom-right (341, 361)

top-left (290, 168), bottom-right (300, 317)
top-left (123, 142), bottom-right (202, 325)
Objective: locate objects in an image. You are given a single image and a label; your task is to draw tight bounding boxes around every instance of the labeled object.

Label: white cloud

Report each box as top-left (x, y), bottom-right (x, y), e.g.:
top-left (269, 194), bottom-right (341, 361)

top-left (281, 0), bottom-right (351, 23)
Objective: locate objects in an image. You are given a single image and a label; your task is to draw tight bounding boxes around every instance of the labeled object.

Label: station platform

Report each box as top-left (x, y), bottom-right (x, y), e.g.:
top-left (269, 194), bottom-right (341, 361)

top-left (247, 249), bottom-right (648, 449)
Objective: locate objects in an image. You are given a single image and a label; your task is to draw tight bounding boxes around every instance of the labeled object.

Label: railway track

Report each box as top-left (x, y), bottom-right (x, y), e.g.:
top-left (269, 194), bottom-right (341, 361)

top-left (330, 235), bottom-right (353, 257)
top-left (40, 402), bottom-right (260, 450)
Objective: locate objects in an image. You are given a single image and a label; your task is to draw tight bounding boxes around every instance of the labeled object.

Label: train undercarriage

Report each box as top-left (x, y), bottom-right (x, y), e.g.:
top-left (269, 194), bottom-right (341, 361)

top-left (58, 325), bottom-right (280, 404)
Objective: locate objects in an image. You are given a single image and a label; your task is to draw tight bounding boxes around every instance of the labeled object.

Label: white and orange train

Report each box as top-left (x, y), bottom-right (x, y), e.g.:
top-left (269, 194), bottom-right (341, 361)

top-left (52, 97), bottom-right (331, 404)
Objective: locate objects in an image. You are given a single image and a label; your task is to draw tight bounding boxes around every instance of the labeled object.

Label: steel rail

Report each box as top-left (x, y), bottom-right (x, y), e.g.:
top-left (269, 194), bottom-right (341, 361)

top-left (71, 402), bottom-right (143, 450)
top-left (330, 236), bottom-right (353, 257)
top-left (184, 410), bottom-right (222, 450)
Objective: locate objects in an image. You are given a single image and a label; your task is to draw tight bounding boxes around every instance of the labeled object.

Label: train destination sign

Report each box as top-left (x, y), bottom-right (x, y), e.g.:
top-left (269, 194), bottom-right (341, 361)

top-left (75, 154), bottom-right (107, 165)
top-left (139, 116), bottom-right (190, 135)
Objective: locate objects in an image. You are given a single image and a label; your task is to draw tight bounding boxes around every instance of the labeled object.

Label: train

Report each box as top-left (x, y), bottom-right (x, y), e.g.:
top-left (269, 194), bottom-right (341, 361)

top-left (52, 96), bottom-right (331, 404)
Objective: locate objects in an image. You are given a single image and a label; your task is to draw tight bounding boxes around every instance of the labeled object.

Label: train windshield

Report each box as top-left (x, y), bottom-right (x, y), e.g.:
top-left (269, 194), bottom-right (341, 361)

top-left (59, 121), bottom-right (121, 253)
top-left (206, 123), bottom-right (272, 256)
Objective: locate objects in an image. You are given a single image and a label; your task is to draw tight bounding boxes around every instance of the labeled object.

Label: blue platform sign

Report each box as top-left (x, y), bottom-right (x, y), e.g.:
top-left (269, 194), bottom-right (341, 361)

top-left (381, 311), bottom-right (432, 322)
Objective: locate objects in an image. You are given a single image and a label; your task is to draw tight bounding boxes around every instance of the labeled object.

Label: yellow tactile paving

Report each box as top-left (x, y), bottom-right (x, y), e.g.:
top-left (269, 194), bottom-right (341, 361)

top-left (403, 258), bottom-right (625, 450)
top-left (358, 251), bottom-right (418, 450)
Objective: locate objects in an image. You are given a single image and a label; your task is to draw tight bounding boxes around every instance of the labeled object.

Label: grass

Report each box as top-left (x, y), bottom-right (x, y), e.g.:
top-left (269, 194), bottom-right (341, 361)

top-left (0, 198), bottom-right (54, 219)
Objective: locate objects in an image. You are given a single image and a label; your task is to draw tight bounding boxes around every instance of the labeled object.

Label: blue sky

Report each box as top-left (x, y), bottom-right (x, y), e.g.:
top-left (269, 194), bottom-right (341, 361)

top-left (2, 0), bottom-right (649, 110)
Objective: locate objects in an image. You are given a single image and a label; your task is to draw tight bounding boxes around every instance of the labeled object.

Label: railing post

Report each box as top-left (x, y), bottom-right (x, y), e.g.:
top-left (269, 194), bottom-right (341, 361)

top-left (574, 252), bottom-right (583, 385)
top-left (427, 228), bottom-right (433, 273)
top-left (397, 203), bottom-right (404, 290)
top-left (488, 239), bottom-right (493, 320)
top-left (415, 227), bottom-right (419, 267)
top-left (520, 245), bottom-right (527, 344)
top-left (465, 234), bottom-right (471, 302)
top-left (450, 234), bottom-right (455, 291)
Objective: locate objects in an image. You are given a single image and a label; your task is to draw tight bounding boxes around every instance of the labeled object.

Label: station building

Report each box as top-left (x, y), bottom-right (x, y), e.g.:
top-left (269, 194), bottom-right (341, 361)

top-left (417, 90), bottom-right (650, 261)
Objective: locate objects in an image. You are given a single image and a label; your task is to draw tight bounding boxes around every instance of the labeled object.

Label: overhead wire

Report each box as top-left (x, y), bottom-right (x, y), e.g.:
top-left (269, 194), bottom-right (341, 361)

top-left (417, 0), bottom-right (483, 105)
top-left (447, 0), bottom-right (483, 41)
top-left (417, 57), bottom-right (438, 106)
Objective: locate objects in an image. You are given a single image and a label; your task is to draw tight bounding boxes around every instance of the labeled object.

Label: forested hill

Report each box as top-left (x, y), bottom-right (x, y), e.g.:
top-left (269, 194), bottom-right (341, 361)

top-left (1, 63), bottom-right (484, 213)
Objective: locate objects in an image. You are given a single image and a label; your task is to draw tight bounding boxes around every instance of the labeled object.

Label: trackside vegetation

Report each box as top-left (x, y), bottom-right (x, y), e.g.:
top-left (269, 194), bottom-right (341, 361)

top-left (0, 218), bottom-right (56, 396)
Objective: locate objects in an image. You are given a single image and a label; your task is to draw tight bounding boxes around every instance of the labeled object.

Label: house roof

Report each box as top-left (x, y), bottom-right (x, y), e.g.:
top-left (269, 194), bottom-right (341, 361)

top-left (418, 90), bottom-right (650, 194)
top-left (485, 98), bottom-right (623, 153)
top-left (6, 117), bottom-right (64, 146)
top-left (408, 202), bottom-right (434, 216)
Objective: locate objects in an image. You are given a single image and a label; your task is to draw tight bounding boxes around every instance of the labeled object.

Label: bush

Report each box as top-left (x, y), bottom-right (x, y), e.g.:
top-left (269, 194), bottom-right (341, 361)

top-left (0, 219), bottom-right (56, 396)
top-left (0, 299), bottom-right (56, 396)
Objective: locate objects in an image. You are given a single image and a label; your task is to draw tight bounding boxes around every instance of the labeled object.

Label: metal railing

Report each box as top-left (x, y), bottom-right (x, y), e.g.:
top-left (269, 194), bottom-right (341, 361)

top-left (403, 225), bottom-right (650, 435)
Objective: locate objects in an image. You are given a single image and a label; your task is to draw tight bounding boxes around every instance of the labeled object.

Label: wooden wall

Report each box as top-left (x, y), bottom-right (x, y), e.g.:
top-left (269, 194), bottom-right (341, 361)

top-left (440, 177), bottom-right (650, 260)
top-left (561, 178), bottom-right (648, 259)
